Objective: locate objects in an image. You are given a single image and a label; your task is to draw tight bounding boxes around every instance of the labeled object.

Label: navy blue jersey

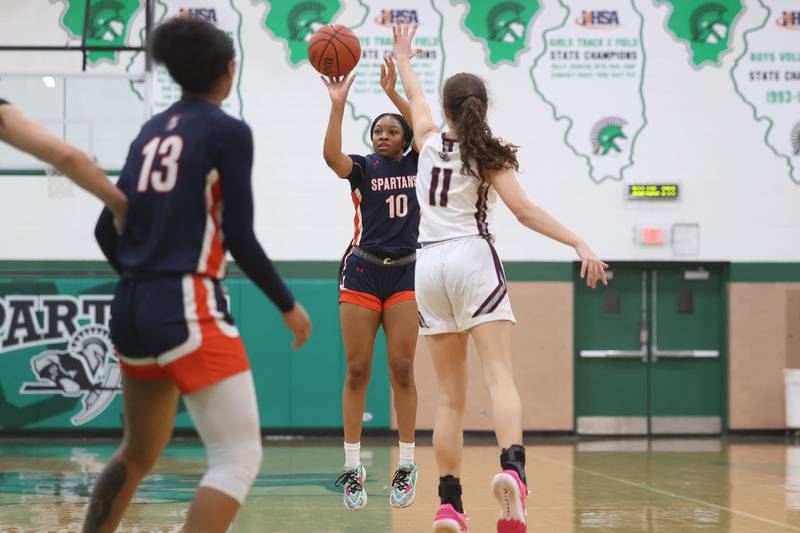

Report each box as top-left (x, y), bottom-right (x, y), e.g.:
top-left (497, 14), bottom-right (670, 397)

top-left (347, 151), bottom-right (419, 257)
top-left (96, 97), bottom-right (294, 311)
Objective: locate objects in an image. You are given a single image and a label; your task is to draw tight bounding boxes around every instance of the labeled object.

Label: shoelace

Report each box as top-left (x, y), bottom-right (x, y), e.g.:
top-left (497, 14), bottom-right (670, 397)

top-left (391, 468), bottom-right (411, 491)
top-left (335, 470), bottom-right (363, 494)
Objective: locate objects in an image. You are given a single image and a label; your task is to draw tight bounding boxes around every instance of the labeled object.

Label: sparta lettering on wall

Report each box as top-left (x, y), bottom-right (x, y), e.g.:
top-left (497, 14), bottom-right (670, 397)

top-left (0, 295), bottom-right (120, 427)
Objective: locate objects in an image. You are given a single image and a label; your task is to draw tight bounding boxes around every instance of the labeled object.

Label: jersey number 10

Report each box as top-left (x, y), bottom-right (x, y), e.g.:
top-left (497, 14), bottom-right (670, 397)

top-left (137, 135), bottom-right (184, 193)
top-left (385, 194), bottom-right (408, 219)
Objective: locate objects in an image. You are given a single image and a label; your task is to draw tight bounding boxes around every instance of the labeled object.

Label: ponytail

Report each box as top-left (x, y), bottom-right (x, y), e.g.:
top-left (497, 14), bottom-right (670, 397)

top-left (443, 74), bottom-right (518, 181)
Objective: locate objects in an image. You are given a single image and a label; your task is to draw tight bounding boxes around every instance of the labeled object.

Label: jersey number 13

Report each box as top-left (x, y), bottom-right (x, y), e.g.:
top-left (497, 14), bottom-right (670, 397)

top-left (137, 135), bottom-right (184, 193)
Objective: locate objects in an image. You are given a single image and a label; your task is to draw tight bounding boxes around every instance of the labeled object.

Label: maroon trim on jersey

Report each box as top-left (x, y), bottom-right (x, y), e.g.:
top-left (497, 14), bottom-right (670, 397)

top-left (441, 132), bottom-right (456, 154)
top-left (474, 184), bottom-right (489, 236)
top-left (430, 167), bottom-right (440, 206)
top-left (472, 239), bottom-right (507, 318)
top-left (440, 169), bottom-right (452, 207)
top-left (418, 311), bottom-right (430, 328)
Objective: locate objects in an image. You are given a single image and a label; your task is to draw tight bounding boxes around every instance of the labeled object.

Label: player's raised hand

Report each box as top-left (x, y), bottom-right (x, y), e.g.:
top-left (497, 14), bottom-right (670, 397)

top-left (283, 302), bottom-right (312, 349)
top-left (392, 21), bottom-right (420, 61)
top-left (320, 74), bottom-right (356, 107)
top-left (576, 242), bottom-right (609, 289)
top-left (379, 53), bottom-right (398, 96)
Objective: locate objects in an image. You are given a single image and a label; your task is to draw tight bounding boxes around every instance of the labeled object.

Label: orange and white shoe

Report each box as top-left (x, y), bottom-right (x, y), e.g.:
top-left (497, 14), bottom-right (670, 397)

top-left (432, 503), bottom-right (468, 532)
top-left (491, 469), bottom-right (528, 532)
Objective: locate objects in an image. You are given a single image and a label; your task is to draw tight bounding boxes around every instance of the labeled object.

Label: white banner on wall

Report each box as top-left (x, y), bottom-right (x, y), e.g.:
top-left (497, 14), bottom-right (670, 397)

top-left (1, 0), bottom-right (800, 261)
top-left (347, 2), bottom-right (445, 149)
top-left (531, 0), bottom-right (646, 182)
top-left (732, 0), bottom-right (800, 184)
top-left (149, 0), bottom-right (245, 117)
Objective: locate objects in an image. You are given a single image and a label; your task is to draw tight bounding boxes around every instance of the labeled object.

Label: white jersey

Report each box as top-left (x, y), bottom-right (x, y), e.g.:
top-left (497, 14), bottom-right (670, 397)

top-left (416, 132), bottom-right (497, 243)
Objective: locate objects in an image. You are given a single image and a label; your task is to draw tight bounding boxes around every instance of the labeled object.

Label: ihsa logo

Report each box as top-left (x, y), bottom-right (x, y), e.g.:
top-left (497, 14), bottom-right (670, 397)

top-left (777, 11), bottom-right (800, 29)
top-left (374, 10), bottom-right (419, 26)
top-left (575, 11), bottom-right (620, 28)
top-left (179, 8), bottom-right (218, 23)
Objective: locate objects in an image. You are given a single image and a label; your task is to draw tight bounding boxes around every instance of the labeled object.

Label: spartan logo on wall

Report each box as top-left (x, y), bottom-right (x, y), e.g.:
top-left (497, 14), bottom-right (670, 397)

top-left (261, 0), bottom-right (338, 65)
top-left (690, 3), bottom-right (729, 44)
top-left (487, 3), bottom-right (526, 44)
top-left (288, 2), bottom-right (327, 41)
top-left (1, 295), bottom-right (120, 426)
top-left (87, 1), bottom-right (128, 41)
top-left (57, 0), bottom-right (141, 64)
top-left (792, 122), bottom-right (800, 156)
top-left (591, 117), bottom-right (628, 155)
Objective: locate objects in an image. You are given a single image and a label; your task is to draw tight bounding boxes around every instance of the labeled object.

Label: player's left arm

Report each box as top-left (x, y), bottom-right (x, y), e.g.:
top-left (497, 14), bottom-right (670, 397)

top-left (492, 166), bottom-right (609, 288)
top-left (0, 103), bottom-right (127, 232)
top-left (380, 54), bottom-right (413, 131)
top-left (217, 118), bottom-right (312, 348)
top-left (392, 23), bottom-right (438, 152)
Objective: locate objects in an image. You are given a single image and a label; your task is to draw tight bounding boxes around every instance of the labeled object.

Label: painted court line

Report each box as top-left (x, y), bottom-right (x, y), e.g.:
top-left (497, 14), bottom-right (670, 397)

top-left (533, 455), bottom-right (800, 531)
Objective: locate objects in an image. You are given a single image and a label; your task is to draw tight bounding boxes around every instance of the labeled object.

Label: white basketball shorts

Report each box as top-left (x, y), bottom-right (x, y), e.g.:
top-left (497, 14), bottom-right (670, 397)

top-left (415, 236), bottom-right (516, 335)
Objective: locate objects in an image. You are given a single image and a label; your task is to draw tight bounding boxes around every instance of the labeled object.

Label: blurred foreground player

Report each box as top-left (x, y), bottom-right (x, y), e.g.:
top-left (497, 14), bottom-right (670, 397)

top-left (83, 18), bottom-right (311, 533)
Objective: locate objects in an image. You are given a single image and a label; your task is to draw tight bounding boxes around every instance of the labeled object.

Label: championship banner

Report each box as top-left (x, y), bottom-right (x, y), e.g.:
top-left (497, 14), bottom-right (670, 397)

top-left (149, 0), bottom-right (245, 117)
top-left (732, 1), bottom-right (800, 183)
top-left (348, 3), bottom-right (445, 149)
top-left (532, 0), bottom-right (646, 182)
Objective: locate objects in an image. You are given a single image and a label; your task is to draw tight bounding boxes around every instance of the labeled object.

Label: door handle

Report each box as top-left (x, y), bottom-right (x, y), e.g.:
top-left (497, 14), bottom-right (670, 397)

top-left (650, 271), bottom-right (719, 362)
top-left (580, 345), bottom-right (648, 362)
top-left (579, 271), bottom-right (649, 363)
top-left (651, 348), bottom-right (719, 360)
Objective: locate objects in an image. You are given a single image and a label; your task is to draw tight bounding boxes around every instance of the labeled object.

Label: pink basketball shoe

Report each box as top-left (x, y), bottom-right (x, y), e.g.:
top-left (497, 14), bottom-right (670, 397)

top-left (491, 469), bottom-right (528, 532)
top-left (432, 503), bottom-right (468, 532)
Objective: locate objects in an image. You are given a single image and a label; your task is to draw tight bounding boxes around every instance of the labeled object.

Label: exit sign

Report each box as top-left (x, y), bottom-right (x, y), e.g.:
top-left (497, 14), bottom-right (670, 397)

top-left (641, 227), bottom-right (663, 245)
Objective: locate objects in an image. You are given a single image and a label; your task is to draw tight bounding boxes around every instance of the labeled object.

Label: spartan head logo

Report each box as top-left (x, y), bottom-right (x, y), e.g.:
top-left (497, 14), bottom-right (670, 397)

top-left (88, 0), bottom-right (127, 42)
top-left (288, 2), bottom-right (326, 42)
top-left (690, 3), bottom-right (729, 45)
top-left (792, 122), bottom-right (800, 156)
top-left (591, 117), bottom-right (628, 155)
top-left (20, 325), bottom-right (121, 426)
top-left (487, 3), bottom-right (526, 44)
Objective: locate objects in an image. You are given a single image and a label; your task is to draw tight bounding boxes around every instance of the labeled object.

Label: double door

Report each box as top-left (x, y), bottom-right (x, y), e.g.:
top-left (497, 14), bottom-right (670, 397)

top-left (575, 265), bottom-right (724, 434)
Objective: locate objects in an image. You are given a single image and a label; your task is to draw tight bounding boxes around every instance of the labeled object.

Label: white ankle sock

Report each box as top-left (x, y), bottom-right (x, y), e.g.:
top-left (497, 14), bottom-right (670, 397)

top-left (344, 441), bottom-right (361, 469)
top-left (399, 441), bottom-right (415, 465)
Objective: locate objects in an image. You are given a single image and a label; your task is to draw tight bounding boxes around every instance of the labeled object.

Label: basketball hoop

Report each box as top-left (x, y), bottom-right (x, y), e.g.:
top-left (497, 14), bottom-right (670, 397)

top-left (45, 166), bottom-right (75, 199)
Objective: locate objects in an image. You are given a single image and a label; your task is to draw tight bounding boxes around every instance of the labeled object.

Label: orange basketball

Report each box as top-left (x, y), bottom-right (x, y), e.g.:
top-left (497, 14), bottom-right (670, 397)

top-left (307, 24), bottom-right (361, 77)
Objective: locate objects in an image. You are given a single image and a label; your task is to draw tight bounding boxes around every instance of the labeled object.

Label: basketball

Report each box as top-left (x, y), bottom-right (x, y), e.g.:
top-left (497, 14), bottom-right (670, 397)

top-left (307, 24), bottom-right (361, 77)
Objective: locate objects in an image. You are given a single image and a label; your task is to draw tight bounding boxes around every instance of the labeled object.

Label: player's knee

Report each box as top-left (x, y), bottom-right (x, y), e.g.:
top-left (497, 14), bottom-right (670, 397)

top-left (201, 436), bottom-right (263, 503)
top-left (482, 361), bottom-right (515, 389)
top-left (117, 446), bottom-right (161, 477)
top-left (346, 364), bottom-right (371, 390)
top-left (439, 390), bottom-right (466, 413)
top-left (389, 358), bottom-right (415, 390)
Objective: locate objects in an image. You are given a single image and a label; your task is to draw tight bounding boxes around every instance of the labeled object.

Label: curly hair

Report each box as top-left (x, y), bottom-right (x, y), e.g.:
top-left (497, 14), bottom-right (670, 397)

top-left (442, 73), bottom-right (518, 181)
top-left (149, 17), bottom-right (234, 94)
